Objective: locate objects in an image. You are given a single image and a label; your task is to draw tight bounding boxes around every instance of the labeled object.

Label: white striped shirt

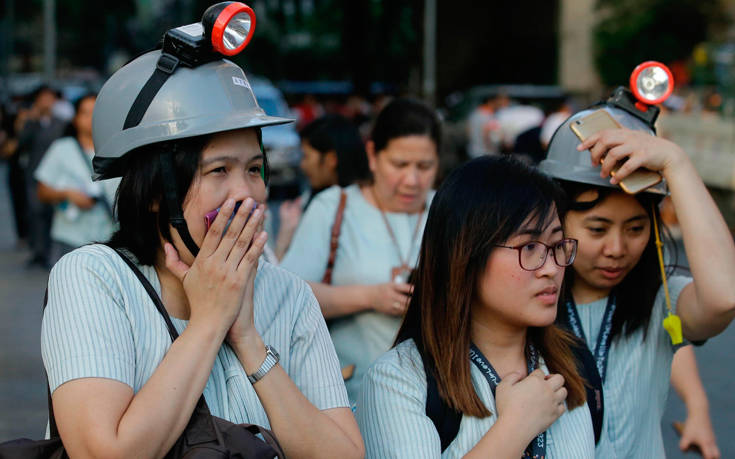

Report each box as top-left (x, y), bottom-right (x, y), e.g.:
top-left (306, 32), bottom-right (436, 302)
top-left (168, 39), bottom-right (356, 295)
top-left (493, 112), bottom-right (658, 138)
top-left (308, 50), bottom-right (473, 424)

top-left (356, 339), bottom-right (595, 458)
top-left (41, 244), bottom-right (348, 426)
top-left (575, 275), bottom-right (692, 458)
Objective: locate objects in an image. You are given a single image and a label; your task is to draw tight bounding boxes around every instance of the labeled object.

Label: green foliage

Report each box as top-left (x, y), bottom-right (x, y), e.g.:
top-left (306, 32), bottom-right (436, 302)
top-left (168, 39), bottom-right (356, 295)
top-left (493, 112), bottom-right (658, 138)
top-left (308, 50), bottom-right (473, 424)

top-left (593, 0), bottom-right (728, 86)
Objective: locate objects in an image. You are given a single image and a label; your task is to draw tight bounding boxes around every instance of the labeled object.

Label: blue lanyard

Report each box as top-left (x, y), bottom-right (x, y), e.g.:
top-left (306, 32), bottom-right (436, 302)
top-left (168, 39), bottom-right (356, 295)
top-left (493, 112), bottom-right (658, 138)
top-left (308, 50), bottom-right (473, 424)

top-left (469, 343), bottom-right (546, 459)
top-left (564, 295), bottom-right (616, 382)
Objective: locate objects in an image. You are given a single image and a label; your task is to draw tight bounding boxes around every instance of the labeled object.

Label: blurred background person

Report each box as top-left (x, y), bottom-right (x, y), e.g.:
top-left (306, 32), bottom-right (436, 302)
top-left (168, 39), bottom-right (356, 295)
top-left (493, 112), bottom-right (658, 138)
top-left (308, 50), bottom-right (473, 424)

top-left (15, 85), bottom-right (67, 268)
top-left (540, 99), bottom-right (574, 150)
top-left (34, 93), bottom-right (119, 265)
top-left (274, 114), bottom-right (371, 260)
top-left (466, 94), bottom-right (504, 158)
top-left (280, 98), bottom-right (441, 402)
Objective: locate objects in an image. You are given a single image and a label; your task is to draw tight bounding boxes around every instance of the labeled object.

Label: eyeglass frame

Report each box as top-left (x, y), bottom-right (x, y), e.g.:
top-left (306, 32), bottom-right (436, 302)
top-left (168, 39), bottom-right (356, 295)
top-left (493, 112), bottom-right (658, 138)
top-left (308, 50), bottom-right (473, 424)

top-left (494, 238), bottom-right (578, 271)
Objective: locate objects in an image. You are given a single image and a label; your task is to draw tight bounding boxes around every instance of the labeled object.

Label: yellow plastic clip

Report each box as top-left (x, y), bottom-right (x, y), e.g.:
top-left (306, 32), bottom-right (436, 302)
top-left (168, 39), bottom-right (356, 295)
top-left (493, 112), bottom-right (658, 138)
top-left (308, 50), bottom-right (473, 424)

top-left (652, 203), bottom-right (683, 346)
top-left (663, 313), bottom-right (683, 345)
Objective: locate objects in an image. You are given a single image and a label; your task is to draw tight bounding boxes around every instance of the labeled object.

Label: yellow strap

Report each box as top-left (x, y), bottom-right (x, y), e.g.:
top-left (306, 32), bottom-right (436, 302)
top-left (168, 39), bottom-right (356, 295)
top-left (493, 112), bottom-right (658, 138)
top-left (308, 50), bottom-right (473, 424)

top-left (653, 203), bottom-right (683, 345)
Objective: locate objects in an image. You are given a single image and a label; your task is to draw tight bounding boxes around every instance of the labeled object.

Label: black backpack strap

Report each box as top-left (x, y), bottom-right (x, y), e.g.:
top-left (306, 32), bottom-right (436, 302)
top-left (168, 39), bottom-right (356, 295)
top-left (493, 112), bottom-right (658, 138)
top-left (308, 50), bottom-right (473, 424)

top-left (569, 338), bottom-right (604, 444)
top-left (422, 353), bottom-right (462, 452)
top-left (42, 288), bottom-right (60, 439)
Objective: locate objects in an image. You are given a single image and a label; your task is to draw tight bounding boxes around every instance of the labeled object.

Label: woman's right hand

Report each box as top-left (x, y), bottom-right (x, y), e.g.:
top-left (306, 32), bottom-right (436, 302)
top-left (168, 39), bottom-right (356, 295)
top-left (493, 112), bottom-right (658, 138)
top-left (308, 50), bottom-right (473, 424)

top-left (494, 369), bottom-right (567, 445)
top-left (65, 189), bottom-right (96, 209)
top-left (369, 282), bottom-right (413, 316)
top-left (164, 197), bottom-right (266, 334)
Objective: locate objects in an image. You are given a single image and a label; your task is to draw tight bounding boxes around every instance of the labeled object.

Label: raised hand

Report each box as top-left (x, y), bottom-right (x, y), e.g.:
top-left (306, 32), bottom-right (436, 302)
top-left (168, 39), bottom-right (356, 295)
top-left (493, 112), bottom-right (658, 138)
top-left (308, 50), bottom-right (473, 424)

top-left (370, 282), bottom-right (413, 316)
top-left (164, 197), bottom-right (267, 337)
top-left (578, 128), bottom-right (689, 184)
top-left (494, 369), bottom-right (568, 445)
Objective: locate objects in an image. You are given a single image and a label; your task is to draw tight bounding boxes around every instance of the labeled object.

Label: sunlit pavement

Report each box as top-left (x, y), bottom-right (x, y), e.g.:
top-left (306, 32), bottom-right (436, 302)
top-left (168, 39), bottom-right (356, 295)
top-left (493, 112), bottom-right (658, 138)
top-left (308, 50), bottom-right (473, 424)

top-left (0, 161), bottom-right (733, 456)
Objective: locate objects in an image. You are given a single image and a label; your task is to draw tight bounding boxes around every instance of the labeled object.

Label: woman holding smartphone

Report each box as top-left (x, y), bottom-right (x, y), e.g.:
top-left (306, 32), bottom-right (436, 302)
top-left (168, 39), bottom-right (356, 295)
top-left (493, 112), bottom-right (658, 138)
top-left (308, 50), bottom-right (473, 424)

top-left (357, 156), bottom-right (594, 458)
top-left (539, 103), bottom-right (735, 458)
top-left (40, 40), bottom-right (363, 458)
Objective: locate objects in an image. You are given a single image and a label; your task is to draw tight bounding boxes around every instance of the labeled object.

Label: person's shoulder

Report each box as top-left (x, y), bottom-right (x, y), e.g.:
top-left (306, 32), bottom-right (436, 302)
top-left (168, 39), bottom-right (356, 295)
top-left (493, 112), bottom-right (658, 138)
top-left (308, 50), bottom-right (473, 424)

top-left (51, 244), bottom-right (131, 282)
top-left (368, 339), bottom-right (425, 381)
top-left (46, 136), bottom-right (76, 154)
top-left (310, 185), bottom-right (345, 206)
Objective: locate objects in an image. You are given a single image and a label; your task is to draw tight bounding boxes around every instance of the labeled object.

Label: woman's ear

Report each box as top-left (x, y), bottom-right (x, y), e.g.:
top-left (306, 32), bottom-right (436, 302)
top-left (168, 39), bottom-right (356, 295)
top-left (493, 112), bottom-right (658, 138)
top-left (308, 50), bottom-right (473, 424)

top-left (324, 149), bottom-right (338, 171)
top-left (150, 200), bottom-right (160, 212)
top-left (366, 140), bottom-right (377, 173)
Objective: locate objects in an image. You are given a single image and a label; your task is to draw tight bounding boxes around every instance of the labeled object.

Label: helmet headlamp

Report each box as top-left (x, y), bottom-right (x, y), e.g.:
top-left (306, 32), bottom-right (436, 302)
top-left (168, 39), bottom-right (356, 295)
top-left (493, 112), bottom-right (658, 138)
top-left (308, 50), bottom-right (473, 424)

top-left (162, 2), bottom-right (256, 67)
top-left (204, 2), bottom-right (256, 56)
top-left (630, 61), bottom-right (674, 105)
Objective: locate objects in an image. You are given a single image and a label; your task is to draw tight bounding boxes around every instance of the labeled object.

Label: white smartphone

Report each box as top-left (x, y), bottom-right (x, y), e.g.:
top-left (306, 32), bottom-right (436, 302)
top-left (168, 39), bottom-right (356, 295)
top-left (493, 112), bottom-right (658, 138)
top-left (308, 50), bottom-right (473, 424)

top-left (570, 109), bottom-right (662, 194)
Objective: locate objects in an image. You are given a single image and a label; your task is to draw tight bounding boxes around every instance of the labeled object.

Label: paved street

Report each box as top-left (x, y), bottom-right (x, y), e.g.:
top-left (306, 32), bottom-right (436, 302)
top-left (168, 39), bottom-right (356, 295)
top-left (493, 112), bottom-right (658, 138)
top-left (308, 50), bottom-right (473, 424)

top-left (0, 161), bottom-right (733, 456)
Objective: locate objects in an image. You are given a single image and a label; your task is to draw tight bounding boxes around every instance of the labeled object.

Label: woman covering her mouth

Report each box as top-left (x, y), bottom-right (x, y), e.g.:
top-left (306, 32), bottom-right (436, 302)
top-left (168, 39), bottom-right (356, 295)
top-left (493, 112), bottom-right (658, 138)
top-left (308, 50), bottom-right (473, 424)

top-left (356, 156), bottom-right (595, 458)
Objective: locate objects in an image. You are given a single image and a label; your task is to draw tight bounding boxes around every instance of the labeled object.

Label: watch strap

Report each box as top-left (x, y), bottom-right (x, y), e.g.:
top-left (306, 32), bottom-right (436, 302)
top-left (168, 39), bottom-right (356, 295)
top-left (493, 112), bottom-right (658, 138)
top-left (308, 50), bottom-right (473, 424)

top-left (248, 345), bottom-right (279, 384)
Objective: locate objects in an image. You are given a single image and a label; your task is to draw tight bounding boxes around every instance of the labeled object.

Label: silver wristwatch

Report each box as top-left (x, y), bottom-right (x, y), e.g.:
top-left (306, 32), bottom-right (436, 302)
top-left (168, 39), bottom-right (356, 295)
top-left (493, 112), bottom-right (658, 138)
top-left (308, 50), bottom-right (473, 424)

top-left (247, 345), bottom-right (280, 384)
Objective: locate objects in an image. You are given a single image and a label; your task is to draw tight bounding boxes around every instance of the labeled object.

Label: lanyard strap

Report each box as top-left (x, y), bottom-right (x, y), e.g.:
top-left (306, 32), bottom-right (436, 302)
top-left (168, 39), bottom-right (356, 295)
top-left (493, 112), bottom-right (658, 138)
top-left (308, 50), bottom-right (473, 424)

top-left (369, 185), bottom-right (423, 268)
top-left (469, 343), bottom-right (546, 459)
top-left (564, 295), bottom-right (616, 382)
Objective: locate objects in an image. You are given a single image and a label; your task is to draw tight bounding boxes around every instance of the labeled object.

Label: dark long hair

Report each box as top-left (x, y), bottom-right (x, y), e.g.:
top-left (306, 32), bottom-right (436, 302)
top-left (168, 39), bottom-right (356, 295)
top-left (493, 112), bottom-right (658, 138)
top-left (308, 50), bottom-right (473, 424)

top-left (556, 181), bottom-right (674, 341)
top-left (396, 156), bottom-right (586, 417)
top-left (300, 114), bottom-right (370, 187)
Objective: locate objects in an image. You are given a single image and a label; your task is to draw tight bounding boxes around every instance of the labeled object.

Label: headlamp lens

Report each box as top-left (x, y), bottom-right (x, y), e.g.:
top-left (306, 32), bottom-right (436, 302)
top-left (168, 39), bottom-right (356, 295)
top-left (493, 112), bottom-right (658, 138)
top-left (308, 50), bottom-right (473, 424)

top-left (223, 12), bottom-right (251, 51)
top-left (630, 61), bottom-right (674, 105)
top-left (636, 66), bottom-right (669, 102)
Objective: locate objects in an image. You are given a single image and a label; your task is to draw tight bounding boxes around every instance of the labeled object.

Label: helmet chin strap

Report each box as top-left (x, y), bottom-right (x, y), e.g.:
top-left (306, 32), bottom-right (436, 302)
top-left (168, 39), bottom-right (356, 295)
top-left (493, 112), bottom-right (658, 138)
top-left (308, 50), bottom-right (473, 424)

top-left (159, 151), bottom-right (200, 258)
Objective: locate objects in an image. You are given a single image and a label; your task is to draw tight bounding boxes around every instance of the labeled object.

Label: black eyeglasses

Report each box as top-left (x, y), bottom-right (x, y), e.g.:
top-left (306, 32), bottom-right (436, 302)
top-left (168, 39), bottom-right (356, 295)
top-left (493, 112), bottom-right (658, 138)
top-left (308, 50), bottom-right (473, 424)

top-left (494, 238), bottom-right (578, 271)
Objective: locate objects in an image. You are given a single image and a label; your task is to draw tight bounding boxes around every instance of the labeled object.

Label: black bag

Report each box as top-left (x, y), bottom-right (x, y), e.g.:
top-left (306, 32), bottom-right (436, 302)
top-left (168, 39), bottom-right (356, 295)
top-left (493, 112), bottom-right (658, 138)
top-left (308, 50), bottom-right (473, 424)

top-left (0, 248), bottom-right (286, 459)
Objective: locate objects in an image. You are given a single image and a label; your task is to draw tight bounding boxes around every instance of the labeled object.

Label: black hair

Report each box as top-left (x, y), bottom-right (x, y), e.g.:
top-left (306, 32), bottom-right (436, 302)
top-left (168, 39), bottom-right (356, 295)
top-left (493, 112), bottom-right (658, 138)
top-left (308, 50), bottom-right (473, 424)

top-left (300, 114), bottom-right (370, 187)
top-left (371, 98), bottom-right (441, 153)
top-left (556, 181), bottom-right (675, 341)
top-left (30, 84), bottom-right (58, 102)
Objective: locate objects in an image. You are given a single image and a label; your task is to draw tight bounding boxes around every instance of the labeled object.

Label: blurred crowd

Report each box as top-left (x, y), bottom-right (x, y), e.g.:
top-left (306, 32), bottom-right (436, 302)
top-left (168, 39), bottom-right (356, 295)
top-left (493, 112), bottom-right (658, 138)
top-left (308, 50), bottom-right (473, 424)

top-left (2, 81), bottom-right (733, 270)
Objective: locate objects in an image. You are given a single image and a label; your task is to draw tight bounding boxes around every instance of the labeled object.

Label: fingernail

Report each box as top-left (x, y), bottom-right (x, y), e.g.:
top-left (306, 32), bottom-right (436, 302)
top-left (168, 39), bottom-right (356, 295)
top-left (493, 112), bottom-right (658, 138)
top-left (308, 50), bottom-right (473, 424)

top-left (225, 198), bottom-right (235, 209)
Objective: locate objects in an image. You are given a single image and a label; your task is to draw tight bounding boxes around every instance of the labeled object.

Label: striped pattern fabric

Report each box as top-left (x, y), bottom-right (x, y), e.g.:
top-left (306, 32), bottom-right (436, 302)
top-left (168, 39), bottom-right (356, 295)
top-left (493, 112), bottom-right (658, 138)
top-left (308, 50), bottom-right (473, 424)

top-left (575, 275), bottom-right (692, 458)
top-left (356, 339), bottom-right (595, 458)
top-left (281, 184), bottom-right (433, 403)
top-left (41, 244), bottom-right (348, 426)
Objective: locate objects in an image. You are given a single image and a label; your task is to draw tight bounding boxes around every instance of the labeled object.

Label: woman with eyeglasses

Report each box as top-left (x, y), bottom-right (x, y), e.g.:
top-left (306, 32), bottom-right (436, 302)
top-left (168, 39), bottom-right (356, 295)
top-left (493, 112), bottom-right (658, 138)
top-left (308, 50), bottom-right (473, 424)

top-left (540, 112), bottom-right (735, 458)
top-left (356, 156), bottom-right (594, 458)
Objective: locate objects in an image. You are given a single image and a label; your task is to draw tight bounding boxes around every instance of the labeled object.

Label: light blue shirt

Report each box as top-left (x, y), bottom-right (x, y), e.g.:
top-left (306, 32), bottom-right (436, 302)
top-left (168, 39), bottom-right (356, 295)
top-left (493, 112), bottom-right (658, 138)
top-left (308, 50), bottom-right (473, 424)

top-left (281, 184), bottom-right (433, 402)
top-left (356, 339), bottom-right (595, 458)
top-left (575, 275), bottom-right (692, 458)
top-left (41, 244), bottom-right (349, 426)
top-left (34, 137), bottom-right (120, 247)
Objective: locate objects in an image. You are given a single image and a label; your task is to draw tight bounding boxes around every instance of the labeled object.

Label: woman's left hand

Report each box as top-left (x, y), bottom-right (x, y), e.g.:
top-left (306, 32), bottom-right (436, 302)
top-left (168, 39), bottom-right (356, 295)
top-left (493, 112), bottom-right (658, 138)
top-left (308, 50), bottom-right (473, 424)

top-left (578, 128), bottom-right (689, 184)
top-left (225, 231), bottom-right (267, 350)
top-left (678, 412), bottom-right (721, 459)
